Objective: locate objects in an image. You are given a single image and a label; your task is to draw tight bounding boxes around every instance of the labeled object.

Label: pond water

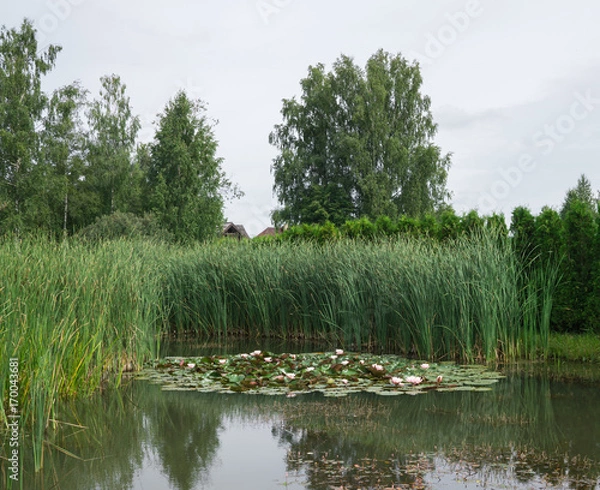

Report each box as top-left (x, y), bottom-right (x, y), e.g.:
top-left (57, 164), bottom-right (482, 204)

top-left (7, 343), bottom-right (600, 489)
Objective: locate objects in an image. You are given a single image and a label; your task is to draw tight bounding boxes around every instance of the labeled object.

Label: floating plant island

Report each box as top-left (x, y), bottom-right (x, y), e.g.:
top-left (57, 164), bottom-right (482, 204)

top-left (138, 351), bottom-right (505, 397)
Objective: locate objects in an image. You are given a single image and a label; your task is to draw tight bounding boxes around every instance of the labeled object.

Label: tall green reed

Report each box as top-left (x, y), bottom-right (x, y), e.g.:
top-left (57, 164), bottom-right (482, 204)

top-left (163, 231), bottom-right (559, 362)
top-left (0, 238), bottom-right (165, 472)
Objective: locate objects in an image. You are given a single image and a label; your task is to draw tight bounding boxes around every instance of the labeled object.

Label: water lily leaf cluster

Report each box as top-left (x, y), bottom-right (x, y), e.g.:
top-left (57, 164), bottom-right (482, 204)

top-left (138, 351), bottom-right (504, 397)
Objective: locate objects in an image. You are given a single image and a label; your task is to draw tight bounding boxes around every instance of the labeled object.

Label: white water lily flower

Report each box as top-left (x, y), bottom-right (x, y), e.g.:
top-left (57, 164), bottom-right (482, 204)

top-left (305, 366), bottom-right (315, 372)
top-left (264, 357), bottom-right (272, 363)
top-left (285, 372), bottom-right (296, 380)
top-left (187, 363), bottom-right (196, 369)
top-left (290, 354), bottom-right (297, 360)
top-left (372, 363), bottom-right (384, 371)
top-left (359, 360), bottom-right (365, 365)
top-left (341, 360), bottom-right (349, 366)
top-left (330, 355), bottom-right (338, 360)
top-left (219, 359), bottom-right (227, 364)
top-left (405, 375), bottom-right (422, 385)
top-left (340, 379), bottom-right (348, 384)
top-left (251, 350), bottom-right (262, 356)
top-left (335, 349), bottom-right (344, 355)
top-left (240, 353), bottom-right (249, 359)
top-left (390, 376), bottom-right (403, 386)
top-left (420, 363), bottom-right (430, 369)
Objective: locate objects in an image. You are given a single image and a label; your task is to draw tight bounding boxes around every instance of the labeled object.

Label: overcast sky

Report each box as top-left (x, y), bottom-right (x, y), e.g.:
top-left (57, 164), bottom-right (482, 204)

top-left (4, 1), bottom-right (600, 236)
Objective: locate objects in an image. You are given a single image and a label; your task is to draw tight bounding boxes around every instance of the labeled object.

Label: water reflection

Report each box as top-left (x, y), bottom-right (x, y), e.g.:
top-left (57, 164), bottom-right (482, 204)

top-left (3, 367), bottom-right (600, 489)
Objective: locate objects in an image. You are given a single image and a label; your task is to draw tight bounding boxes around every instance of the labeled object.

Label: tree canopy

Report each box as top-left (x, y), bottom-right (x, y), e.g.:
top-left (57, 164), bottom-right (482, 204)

top-left (144, 91), bottom-right (231, 242)
top-left (270, 49), bottom-right (451, 226)
top-left (0, 19), bottom-right (240, 241)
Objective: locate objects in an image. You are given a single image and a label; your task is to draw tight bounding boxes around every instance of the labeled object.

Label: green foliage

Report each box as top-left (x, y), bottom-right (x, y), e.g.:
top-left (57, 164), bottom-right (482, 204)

top-left (0, 21), bottom-right (239, 242)
top-left (561, 200), bottom-right (598, 331)
top-left (560, 174), bottom-right (597, 219)
top-left (270, 50), bottom-right (451, 225)
top-left (270, 211), bottom-right (494, 244)
top-left (40, 82), bottom-right (89, 236)
top-left (548, 333), bottom-right (600, 362)
top-left (84, 75), bottom-right (140, 219)
top-left (0, 19), bottom-right (60, 235)
top-left (145, 91), bottom-right (228, 242)
top-left (510, 206), bottom-right (536, 265)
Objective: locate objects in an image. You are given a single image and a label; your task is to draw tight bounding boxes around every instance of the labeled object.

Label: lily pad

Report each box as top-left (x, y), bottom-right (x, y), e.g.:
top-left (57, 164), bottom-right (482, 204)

top-left (138, 351), bottom-right (504, 397)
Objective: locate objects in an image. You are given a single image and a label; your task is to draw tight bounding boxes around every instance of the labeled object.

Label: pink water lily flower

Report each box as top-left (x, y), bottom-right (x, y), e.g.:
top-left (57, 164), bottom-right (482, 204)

top-left (335, 349), bottom-right (344, 355)
top-left (436, 375), bottom-right (443, 383)
top-left (187, 363), bottom-right (196, 369)
top-left (420, 363), bottom-right (430, 369)
top-left (219, 359), bottom-right (227, 365)
top-left (251, 350), bottom-right (262, 356)
top-left (340, 379), bottom-right (348, 384)
top-left (390, 376), bottom-right (403, 386)
top-left (372, 363), bottom-right (384, 371)
top-left (264, 357), bottom-right (272, 363)
top-left (240, 353), bottom-right (249, 359)
top-left (285, 372), bottom-right (296, 380)
top-left (405, 375), bottom-right (422, 385)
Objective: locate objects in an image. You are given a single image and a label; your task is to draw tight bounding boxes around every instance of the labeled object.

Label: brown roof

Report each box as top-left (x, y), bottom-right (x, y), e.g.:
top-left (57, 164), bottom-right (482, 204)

top-left (222, 222), bottom-right (249, 239)
top-left (256, 227), bottom-right (277, 237)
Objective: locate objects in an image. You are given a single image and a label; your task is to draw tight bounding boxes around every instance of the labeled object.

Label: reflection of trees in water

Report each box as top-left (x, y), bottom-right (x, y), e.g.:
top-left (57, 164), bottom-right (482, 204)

top-left (8, 373), bottom-right (600, 489)
top-left (271, 376), bottom-right (600, 489)
top-left (273, 422), bottom-right (435, 489)
top-left (143, 390), bottom-right (222, 490)
top-left (10, 382), bottom-right (275, 490)
top-left (12, 382), bottom-right (226, 490)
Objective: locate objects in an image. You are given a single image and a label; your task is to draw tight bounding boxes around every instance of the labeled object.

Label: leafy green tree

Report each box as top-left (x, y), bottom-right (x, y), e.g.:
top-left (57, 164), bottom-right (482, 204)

top-left (485, 213), bottom-right (508, 237)
top-left (561, 200), bottom-right (597, 331)
top-left (560, 174), bottom-right (597, 219)
top-left (437, 209), bottom-right (461, 241)
top-left (460, 210), bottom-right (485, 236)
top-left (40, 82), bottom-right (88, 236)
top-left (0, 19), bottom-right (60, 235)
top-left (85, 74), bottom-right (140, 219)
top-left (145, 91), bottom-right (231, 242)
top-left (270, 50), bottom-right (451, 226)
top-left (590, 202), bottom-right (600, 331)
top-left (510, 206), bottom-right (536, 265)
top-left (533, 206), bottom-right (563, 266)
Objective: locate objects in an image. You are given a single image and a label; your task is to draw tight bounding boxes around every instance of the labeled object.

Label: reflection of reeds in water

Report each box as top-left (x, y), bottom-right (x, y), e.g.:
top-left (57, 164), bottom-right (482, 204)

top-left (269, 376), bottom-right (600, 489)
top-left (7, 376), bottom-right (600, 489)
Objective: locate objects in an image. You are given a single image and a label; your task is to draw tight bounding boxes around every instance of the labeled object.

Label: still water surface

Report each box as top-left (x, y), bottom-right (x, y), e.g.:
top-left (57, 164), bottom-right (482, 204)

top-left (13, 342), bottom-right (600, 489)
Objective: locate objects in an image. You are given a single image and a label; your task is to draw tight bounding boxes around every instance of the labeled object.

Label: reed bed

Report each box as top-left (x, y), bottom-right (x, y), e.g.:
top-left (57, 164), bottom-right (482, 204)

top-left (1, 231), bottom-right (558, 474)
top-left (0, 238), bottom-right (165, 471)
top-left (163, 231), bottom-right (558, 362)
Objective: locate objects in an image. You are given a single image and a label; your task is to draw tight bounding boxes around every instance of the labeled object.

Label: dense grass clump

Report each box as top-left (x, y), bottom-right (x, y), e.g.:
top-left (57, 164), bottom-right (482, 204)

top-left (0, 238), bottom-right (165, 471)
top-left (163, 232), bottom-right (557, 362)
